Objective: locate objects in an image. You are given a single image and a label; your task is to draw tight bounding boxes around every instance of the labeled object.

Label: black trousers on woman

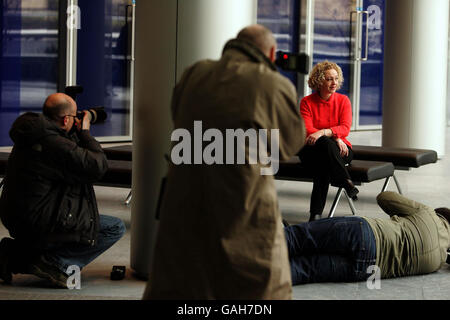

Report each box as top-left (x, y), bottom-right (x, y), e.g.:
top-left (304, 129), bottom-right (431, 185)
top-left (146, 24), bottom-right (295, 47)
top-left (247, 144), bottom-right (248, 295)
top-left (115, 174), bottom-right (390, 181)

top-left (298, 136), bottom-right (353, 216)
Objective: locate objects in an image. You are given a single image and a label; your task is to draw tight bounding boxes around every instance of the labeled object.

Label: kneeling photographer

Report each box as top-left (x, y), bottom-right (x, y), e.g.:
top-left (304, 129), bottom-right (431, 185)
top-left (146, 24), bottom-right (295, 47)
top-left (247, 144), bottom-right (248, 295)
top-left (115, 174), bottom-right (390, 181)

top-left (0, 93), bottom-right (125, 288)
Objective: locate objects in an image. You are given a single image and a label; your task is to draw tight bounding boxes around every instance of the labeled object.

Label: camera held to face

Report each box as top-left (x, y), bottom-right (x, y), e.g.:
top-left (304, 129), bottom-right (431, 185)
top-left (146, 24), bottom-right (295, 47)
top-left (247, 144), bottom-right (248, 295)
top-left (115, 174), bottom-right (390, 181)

top-left (76, 107), bottom-right (107, 124)
top-left (275, 51), bottom-right (310, 74)
top-left (64, 86), bottom-right (108, 125)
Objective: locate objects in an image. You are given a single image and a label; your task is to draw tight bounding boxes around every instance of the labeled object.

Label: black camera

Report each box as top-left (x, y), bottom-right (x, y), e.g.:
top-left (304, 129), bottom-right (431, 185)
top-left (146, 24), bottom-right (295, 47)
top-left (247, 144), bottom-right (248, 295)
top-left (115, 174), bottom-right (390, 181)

top-left (65, 85), bottom-right (107, 124)
top-left (76, 107), bottom-right (107, 124)
top-left (275, 51), bottom-right (310, 74)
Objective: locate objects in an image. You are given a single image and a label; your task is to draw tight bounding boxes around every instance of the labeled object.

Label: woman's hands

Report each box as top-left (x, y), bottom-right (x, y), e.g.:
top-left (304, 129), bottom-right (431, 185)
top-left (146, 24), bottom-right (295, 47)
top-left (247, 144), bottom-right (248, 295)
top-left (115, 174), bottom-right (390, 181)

top-left (335, 138), bottom-right (349, 157)
top-left (306, 130), bottom-right (349, 157)
top-left (306, 130), bottom-right (324, 146)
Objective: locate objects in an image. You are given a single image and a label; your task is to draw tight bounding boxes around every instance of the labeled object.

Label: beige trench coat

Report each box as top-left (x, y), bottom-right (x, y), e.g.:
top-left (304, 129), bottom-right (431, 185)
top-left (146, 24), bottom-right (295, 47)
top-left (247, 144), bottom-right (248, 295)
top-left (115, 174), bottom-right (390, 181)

top-left (144, 39), bottom-right (306, 299)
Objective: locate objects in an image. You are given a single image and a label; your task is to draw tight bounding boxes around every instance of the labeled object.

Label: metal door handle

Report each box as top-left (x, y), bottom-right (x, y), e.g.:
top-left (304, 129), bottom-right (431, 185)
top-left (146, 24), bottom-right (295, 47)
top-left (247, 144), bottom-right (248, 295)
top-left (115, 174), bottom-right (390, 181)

top-left (351, 10), bottom-right (369, 61)
top-left (125, 2), bottom-right (136, 62)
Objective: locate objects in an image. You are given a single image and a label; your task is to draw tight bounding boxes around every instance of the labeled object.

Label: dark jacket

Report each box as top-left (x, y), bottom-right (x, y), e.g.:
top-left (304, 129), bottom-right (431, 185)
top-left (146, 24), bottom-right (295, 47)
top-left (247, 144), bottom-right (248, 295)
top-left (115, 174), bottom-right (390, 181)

top-left (0, 113), bottom-right (108, 246)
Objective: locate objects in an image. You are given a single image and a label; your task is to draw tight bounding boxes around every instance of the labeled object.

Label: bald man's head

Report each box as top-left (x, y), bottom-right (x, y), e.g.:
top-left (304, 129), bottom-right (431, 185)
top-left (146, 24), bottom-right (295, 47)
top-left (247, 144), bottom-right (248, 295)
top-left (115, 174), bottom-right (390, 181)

top-left (237, 24), bottom-right (277, 59)
top-left (43, 93), bottom-right (77, 122)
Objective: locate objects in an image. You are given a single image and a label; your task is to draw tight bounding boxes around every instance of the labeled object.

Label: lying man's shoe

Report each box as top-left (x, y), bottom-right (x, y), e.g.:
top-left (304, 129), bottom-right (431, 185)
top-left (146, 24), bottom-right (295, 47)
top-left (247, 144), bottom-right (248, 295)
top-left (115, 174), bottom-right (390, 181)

top-left (0, 238), bottom-right (13, 284)
top-left (28, 256), bottom-right (69, 289)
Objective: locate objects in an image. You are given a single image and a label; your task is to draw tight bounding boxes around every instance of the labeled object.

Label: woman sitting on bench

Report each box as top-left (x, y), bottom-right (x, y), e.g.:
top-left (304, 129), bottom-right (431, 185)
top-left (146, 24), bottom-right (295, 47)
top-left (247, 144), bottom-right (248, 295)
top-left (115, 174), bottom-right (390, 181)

top-left (299, 61), bottom-right (359, 222)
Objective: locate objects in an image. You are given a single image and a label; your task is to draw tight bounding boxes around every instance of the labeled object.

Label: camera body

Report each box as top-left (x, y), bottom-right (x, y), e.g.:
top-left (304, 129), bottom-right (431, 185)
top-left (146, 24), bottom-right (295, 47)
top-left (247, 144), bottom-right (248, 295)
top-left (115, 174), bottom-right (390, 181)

top-left (275, 51), bottom-right (310, 74)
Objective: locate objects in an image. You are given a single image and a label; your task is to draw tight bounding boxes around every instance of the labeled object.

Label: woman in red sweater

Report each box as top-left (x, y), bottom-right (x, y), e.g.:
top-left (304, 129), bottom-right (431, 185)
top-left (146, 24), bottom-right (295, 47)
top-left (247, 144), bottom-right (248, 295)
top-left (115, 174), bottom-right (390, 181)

top-left (299, 61), bottom-right (358, 222)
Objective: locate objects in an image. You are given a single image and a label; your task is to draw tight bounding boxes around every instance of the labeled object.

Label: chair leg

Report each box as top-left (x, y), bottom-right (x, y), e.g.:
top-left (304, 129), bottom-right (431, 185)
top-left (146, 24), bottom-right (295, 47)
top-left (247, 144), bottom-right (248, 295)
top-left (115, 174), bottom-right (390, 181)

top-left (125, 190), bottom-right (132, 206)
top-left (0, 179), bottom-right (3, 196)
top-left (328, 188), bottom-right (343, 218)
top-left (343, 190), bottom-right (357, 216)
top-left (381, 176), bottom-right (392, 192)
top-left (393, 174), bottom-right (403, 195)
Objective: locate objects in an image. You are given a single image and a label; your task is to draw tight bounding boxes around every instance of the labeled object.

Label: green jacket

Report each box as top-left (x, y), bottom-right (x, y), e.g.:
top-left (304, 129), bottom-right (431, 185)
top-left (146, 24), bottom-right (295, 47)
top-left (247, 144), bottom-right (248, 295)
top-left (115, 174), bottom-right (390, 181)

top-left (363, 192), bottom-right (450, 279)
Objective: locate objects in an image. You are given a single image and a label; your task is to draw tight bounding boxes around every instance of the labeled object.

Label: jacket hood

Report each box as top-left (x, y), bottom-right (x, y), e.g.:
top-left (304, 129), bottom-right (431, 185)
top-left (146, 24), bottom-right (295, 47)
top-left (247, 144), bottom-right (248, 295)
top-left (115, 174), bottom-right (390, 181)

top-left (9, 112), bottom-right (63, 147)
top-left (222, 38), bottom-right (277, 71)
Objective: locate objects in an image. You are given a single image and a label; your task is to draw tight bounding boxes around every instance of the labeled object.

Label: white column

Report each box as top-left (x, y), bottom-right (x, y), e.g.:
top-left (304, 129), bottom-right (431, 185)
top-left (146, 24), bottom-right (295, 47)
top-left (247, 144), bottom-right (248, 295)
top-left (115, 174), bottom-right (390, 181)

top-left (176, 0), bottom-right (257, 81)
top-left (382, 0), bottom-right (448, 157)
top-left (131, 0), bottom-right (257, 278)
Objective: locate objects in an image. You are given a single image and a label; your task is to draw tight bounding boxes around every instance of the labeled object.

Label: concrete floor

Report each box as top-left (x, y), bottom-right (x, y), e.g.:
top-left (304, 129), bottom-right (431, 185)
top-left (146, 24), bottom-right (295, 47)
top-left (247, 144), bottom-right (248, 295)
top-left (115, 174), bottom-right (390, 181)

top-left (1, 129), bottom-right (450, 300)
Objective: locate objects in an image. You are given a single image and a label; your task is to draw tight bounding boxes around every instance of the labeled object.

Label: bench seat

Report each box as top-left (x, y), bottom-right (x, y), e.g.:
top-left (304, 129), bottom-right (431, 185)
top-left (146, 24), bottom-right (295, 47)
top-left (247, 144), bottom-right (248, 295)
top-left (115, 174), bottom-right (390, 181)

top-left (0, 152), bottom-right (132, 189)
top-left (352, 145), bottom-right (437, 169)
top-left (103, 145), bottom-right (133, 161)
top-left (275, 157), bottom-right (395, 217)
top-left (351, 145), bottom-right (438, 194)
top-left (276, 158), bottom-right (394, 185)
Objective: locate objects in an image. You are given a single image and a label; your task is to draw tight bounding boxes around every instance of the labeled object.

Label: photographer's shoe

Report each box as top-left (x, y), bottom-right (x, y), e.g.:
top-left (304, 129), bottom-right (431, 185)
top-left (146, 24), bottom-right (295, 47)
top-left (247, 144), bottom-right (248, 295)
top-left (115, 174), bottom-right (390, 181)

top-left (0, 238), bottom-right (13, 284)
top-left (28, 256), bottom-right (69, 289)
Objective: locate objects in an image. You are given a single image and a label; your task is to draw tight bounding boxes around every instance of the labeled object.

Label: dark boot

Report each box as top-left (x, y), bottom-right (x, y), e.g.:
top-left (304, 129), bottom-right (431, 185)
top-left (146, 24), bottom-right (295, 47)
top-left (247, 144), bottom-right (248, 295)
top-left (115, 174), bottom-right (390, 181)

top-left (342, 179), bottom-right (359, 200)
top-left (28, 255), bottom-right (69, 289)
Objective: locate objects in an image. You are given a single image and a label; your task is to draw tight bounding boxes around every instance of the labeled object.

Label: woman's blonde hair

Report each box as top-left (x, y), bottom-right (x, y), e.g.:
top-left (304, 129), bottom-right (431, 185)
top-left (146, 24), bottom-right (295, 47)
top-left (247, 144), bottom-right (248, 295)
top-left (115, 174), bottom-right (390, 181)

top-left (307, 61), bottom-right (344, 91)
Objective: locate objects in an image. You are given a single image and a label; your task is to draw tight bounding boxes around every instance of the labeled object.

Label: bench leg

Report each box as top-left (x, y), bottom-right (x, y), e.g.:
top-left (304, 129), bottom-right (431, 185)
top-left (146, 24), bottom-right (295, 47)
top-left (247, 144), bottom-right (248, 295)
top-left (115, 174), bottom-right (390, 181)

top-left (328, 188), bottom-right (343, 218)
top-left (382, 176), bottom-right (392, 192)
top-left (125, 190), bottom-right (132, 206)
top-left (393, 174), bottom-right (403, 195)
top-left (343, 190), bottom-right (357, 216)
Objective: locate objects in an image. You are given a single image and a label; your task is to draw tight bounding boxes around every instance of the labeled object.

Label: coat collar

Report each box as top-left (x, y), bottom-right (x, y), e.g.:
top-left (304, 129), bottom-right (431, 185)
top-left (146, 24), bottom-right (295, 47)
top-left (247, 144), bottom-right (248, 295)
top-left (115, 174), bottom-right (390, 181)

top-left (222, 39), bottom-right (277, 71)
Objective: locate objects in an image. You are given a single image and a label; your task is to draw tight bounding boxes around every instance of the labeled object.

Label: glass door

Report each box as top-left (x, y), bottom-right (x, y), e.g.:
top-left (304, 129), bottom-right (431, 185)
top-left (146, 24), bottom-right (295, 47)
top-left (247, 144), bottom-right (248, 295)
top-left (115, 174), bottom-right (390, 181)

top-left (357, 0), bottom-right (384, 128)
top-left (307, 0), bottom-right (384, 130)
top-left (70, 0), bottom-right (134, 141)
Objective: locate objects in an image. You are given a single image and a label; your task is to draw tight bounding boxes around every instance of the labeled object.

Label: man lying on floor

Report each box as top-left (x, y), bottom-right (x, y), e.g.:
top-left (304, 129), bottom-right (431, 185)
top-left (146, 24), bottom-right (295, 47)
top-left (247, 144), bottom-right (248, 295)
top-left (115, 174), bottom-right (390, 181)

top-left (284, 191), bottom-right (450, 285)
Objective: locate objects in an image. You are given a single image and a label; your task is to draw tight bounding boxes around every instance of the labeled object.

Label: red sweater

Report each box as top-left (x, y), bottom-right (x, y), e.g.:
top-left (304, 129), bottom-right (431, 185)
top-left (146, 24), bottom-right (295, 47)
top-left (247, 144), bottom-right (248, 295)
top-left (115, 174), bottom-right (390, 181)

top-left (300, 92), bottom-right (353, 148)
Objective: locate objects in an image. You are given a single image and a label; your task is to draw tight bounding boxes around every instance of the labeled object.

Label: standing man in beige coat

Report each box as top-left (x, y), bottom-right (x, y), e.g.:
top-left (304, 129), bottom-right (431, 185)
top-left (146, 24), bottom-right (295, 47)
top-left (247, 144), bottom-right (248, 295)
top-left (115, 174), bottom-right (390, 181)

top-left (143, 25), bottom-right (306, 299)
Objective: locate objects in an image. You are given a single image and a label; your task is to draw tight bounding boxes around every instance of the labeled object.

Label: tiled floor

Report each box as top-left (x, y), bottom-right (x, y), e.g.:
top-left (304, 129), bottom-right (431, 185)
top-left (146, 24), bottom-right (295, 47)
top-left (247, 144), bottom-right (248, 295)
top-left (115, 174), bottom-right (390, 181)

top-left (1, 128), bottom-right (450, 300)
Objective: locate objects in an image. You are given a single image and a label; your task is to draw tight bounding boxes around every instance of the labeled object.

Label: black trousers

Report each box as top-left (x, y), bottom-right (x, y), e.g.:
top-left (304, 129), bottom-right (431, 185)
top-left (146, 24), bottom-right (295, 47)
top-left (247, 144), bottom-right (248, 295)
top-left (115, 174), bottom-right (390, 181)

top-left (298, 136), bottom-right (353, 215)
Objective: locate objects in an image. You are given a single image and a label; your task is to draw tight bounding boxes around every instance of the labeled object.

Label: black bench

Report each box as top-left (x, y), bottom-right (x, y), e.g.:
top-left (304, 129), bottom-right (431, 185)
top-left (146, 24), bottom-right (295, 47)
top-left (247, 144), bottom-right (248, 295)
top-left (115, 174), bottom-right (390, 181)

top-left (101, 145), bottom-right (399, 217)
top-left (102, 145), bottom-right (132, 161)
top-left (276, 157), bottom-right (395, 217)
top-left (352, 145), bottom-right (438, 194)
top-left (0, 152), bottom-right (132, 191)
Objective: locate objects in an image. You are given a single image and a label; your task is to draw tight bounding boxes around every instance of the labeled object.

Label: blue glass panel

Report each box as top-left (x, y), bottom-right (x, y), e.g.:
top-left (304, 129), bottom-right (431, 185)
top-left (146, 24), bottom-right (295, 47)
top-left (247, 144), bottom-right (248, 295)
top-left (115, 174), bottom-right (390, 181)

top-left (257, 0), bottom-right (299, 86)
top-left (76, 0), bottom-right (131, 138)
top-left (312, 0), bottom-right (354, 98)
top-left (1, 0), bottom-right (21, 146)
top-left (0, 0), bottom-right (58, 147)
top-left (359, 0), bottom-right (384, 126)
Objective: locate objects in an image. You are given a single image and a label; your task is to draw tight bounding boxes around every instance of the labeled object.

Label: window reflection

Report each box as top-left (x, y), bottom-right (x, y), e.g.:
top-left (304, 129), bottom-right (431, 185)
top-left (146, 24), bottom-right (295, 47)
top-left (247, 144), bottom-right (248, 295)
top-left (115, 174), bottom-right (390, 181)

top-left (0, 0), bottom-right (59, 146)
top-left (257, 0), bottom-right (298, 86)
